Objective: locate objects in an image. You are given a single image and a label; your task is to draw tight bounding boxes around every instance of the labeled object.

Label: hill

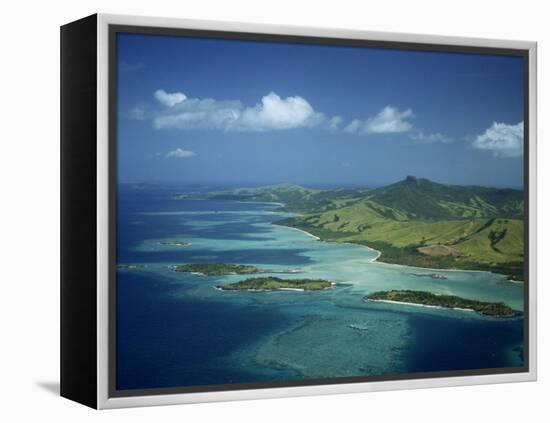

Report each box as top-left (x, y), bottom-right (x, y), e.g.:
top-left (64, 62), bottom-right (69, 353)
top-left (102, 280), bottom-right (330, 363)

top-left (183, 177), bottom-right (525, 281)
top-left (364, 176), bottom-right (523, 219)
top-left (207, 183), bottom-right (365, 212)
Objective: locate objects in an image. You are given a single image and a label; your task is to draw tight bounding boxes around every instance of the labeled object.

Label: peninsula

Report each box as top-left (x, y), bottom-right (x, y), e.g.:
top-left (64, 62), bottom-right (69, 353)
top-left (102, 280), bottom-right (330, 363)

top-left (184, 177), bottom-right (524, 281)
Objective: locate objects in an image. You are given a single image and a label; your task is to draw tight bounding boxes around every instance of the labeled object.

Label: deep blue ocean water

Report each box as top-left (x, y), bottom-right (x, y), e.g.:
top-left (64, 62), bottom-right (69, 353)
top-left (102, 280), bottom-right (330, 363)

top-left (116, 184), bottom-right (524, 390)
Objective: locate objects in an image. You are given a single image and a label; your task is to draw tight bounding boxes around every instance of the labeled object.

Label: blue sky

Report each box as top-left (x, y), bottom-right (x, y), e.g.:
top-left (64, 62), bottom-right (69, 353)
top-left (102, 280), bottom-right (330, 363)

top-left (117, 32), bottom-right (525, 188)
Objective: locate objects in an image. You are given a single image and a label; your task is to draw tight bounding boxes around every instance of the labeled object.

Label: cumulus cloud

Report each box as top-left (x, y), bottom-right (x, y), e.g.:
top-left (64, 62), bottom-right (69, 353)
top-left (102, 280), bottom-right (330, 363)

top-left (410, 131), bottom-right (454, 144)
top-left (133, 92), bottom-right (453, 143)
top-left (154, 97), bottom-right (243, 130)
top-left (165, 148), bottom-right (196, 158)
top-left (344, 106), bottom-right (414, 134)
top-left (146, 90), bottom-right (326, 132)
top-left (154, 89), bottom-right (187, 107)
top-left (473, 121), bottom-right (524, 158)
top-left (237, 92), bottom-right (324, 131)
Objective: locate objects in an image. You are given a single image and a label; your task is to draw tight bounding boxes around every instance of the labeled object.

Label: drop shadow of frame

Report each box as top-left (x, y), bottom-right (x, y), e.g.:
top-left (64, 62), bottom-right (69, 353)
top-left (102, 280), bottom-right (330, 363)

top-left (36, 381), bottom-right (60, 396)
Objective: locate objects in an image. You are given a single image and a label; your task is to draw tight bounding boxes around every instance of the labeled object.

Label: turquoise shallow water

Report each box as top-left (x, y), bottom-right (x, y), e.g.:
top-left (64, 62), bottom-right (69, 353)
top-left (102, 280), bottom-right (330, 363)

top-left (116, 186), bottom-right (524, 389)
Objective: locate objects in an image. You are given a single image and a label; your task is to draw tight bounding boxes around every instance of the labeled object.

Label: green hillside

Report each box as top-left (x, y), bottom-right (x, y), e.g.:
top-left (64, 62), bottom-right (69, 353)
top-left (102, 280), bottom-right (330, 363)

top-left (365, 176), bottom-right (523, 219)
top-left (207, 183), bottom-right (366, 213)
top-left (278, 215), bottom-right (524, 280)
top-left (185, 177), bottom-right (525, 281)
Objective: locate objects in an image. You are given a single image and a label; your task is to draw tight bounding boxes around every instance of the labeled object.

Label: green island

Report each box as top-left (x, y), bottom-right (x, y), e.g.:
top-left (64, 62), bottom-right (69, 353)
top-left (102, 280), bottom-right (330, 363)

top-left (174, 263), bottom-right (260, 276)
top-left (159, 240), bottom-right (190, 247)
top-left (366, 290), bottom-right (515, 317)
top-left (216, 276), bottom-right (333, 291)
top-left (186, 177), bottom-right (524, 281)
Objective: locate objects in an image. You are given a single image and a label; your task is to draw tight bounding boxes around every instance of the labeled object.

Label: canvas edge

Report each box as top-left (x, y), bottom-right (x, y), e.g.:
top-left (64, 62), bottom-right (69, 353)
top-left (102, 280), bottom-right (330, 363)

top-left (527, 42), bottom-right (537, 383)
top-left (95, 13), bottom-right (537, 409)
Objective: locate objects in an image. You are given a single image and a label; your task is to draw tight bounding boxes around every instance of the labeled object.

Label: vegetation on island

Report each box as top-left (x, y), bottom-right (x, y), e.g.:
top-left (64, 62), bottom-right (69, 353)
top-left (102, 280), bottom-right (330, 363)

top-left (366, 290), bottom-right (515, 317)
top-left (174, 263), bottom-right (260, 276)
top-left (176, 176), bottom-right (525, 281)
top-left (216, 276), bottom-right (332, 291)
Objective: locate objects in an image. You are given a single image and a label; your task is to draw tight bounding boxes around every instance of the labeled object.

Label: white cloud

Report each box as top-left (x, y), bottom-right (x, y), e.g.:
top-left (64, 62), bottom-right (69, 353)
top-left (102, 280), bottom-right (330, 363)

top-left (368, 107), bottom-right (414, 133)
top-left (237, 92), bottom-right (324, 131)
top-left (344, 106), bottom-right (414, 134)
top-left (134, 92), bottom-right (449, 143)
top-left (410, 131), bottom-right (454, 144)
top-left (343, 119), bottom-right (363, 134)
top-left (154, 89), bottom-right (187, 107)
top-left (326, 116), bottom-right (343, 131)
top-left (128, 106), bottom-right (146, 120)
top-left (343, 107), bottom-right (454, 143)
top-left (165, 148), bottom-right (196, 158)
top-left (154, 98), bottom-right (243, 130)
top-left (473, 121), bottom-right (523, 158)
top-left (144, 91), bottom-right (327, 132)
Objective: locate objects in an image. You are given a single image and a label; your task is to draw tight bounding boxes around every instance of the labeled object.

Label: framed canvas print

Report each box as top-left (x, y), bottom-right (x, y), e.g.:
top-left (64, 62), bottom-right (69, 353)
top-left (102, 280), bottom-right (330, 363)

top-left (60, 14), bottom-right (537, 409)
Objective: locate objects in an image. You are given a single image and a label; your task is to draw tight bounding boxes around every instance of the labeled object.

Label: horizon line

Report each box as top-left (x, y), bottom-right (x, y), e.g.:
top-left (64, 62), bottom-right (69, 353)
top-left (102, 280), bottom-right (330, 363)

top-left (117, 177), bottom-right (524, 191)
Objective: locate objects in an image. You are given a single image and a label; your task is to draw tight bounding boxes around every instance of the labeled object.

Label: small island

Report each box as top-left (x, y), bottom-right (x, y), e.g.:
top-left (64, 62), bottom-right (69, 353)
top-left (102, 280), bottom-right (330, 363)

top-left (117, 263), bottom-right (144, 270)
top-left (174, 263), bottom-right (260, 276)
top-left (216, 277), bottom-right (333, 291)
top-left (159, 240), bottom-right (190, 247)
top-left (365, 290), bottom-right (515, 317)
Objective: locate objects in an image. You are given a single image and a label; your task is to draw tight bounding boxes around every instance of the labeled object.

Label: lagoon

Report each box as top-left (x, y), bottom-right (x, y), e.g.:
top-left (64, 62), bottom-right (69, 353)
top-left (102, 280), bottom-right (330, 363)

top-left (116, 185), bottom-right (524, 390)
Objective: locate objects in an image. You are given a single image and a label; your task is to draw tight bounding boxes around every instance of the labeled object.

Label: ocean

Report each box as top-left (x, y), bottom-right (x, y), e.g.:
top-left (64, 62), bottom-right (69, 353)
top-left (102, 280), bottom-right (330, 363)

top-left (116, 184), bottom-right (524, 390)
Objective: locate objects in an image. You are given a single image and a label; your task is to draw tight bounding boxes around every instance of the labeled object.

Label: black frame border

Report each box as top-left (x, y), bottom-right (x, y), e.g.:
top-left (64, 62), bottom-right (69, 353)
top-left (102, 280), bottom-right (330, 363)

top-left (60, 14), bottom-right (98, 409)
top-left (108, 24), bottom-right (530, 399)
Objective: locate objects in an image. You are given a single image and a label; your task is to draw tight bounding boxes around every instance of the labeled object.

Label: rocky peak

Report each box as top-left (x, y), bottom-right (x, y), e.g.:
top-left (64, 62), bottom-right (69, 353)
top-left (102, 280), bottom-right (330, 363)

top-left (405, 175), bottom-right (418, 184)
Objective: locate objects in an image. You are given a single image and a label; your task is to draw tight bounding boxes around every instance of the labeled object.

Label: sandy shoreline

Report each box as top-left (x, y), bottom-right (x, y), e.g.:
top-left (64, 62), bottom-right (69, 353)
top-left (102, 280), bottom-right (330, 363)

top-left (215, 282), bottom-right (336, 293)
top-left (214, 286), bottom-right (305, 292)
top-left (284, 226), bottom-right (321, 240)
top-left (243, 201), bottom-right (519, 282)
top-left (279, 223), bottom-right (513, 279)
top-left (215, 286), bottom-right (334, 292)
top-left (367, 298), bottom-right (475, 313)
top-left (236, 200), bottom-right (286, 208)
top-left (369, 259), bottom-right (493, 275)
